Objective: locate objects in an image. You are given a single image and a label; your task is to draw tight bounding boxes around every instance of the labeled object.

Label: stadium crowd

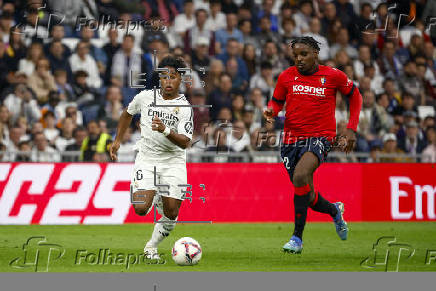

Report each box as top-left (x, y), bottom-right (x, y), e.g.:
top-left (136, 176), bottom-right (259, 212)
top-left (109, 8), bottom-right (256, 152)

top-left (0, 0), bottom-right (435, 162)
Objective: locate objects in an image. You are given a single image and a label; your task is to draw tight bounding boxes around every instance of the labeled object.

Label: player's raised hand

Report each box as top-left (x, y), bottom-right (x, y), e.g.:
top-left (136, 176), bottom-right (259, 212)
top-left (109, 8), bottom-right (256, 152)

top-left (263, 107), bottom-right (275, 123)
top-left (109, 141), bottom-right (120, 161)
top-left (152, 116), bottom-right (165, 132)
top-left (343, 129), bottom-right (356, 153)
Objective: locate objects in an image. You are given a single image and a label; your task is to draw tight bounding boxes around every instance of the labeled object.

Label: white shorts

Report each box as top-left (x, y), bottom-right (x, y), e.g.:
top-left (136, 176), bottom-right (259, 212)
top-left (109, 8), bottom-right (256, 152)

top-left (130, 160), bottom-right (188, 201)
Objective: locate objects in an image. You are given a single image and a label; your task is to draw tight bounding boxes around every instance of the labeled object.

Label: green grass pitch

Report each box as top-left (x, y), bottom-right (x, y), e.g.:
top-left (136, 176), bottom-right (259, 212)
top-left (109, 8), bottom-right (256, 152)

top-left (1, 222), bottom-right (435, 272)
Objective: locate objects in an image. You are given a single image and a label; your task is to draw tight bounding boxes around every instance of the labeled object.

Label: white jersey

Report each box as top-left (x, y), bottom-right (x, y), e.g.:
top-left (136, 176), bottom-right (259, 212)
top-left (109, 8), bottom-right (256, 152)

top-left (127, 89), bottom-right (193, 164)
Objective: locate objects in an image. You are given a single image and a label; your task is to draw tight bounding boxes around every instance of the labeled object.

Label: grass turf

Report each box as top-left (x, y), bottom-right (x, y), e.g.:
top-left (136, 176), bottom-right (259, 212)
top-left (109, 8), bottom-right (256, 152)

top-left (0, 222), bottom-right (435, 272)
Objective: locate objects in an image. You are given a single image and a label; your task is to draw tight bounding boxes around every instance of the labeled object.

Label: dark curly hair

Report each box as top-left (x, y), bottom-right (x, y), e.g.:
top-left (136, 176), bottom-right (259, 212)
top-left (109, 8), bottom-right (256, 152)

top-left (291, 36), bottom-right (321, 52)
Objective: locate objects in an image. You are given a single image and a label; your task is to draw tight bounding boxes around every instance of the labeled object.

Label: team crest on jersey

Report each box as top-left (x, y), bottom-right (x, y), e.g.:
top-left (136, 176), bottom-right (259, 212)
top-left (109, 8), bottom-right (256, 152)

top-left (173, 107), bottom-right (180, 114)
top-left (320, 77), bottom-right (326, 85)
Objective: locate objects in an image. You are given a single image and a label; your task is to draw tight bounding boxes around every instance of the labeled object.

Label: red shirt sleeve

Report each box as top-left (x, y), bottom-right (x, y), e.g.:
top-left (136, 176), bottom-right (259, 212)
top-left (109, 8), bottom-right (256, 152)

top-left (267, 71), bottom-right (287, 116)
top-left (335, 69), bottom-right (362, 132)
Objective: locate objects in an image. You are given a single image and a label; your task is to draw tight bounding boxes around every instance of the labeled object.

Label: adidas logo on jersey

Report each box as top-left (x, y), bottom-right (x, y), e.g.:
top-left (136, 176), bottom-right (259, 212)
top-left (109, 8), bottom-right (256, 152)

top-left (293, 85), bottom-right (326, 96)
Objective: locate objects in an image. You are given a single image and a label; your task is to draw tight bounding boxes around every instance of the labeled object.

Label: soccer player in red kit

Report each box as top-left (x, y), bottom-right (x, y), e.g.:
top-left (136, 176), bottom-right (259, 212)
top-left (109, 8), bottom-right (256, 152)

top-left (263, 37), bottom-right (362, 254)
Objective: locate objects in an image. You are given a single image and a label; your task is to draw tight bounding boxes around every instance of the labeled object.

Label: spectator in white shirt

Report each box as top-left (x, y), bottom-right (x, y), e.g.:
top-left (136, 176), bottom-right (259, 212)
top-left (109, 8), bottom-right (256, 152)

top-left (422, 127), bottom-right (436, 163)
top-left (304, 17), bottom-right (329, 61)
top-left (3, 84), bottom-right (41, 124)
top-left (69, 41), bottom-right (102, 88)
top-left (111, 34), bottom-right (143, 88)
top-left (31, 132), bottom-right (60, 162)
top-left (174, 0), bottom-right (196, 38)
top-left (205, 0), bottom-right (226, 31)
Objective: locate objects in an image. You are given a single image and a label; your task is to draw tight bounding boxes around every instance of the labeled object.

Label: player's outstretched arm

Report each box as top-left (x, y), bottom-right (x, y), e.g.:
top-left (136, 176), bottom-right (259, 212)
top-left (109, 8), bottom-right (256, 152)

top-left (110, 109), bottom-right (133, 161)
top-left (152, 116), bottom-right (190, 149)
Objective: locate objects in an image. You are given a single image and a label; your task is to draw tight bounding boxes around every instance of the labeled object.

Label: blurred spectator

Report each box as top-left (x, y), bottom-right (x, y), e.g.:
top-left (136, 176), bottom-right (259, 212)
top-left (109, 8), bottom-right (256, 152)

top-left (43, 25), bottom-right (71, 57)
top-left (215, 13), bottom-right (243, 54)
top-left (80, 24), bottom-right (108, 77)
top-left (353, 44), bottom-right (380, 79)
top-left (334, 0), bottom-right (356, 32)
top-left (363, 63), bottom-right (384, 95)
top-left (42, 110), bottom-right (59, 146)
top-left (103, 28), bottom-right (121, 85)
top-left (16, 141), bottom-right (31, 162)
top-left (380, 133), bottom-right (412, 163)
top-left (304, 17), bottom-right (329, 61)
top-left (249, 61), bottom-right (275, 98)
top-left (21, 5), bottom-right (48, 45)
top-left (208, 72), bottom-right (233, 120)
top-left (329, 27), bottom-right (357, 59)
top-left (54, 70), bottom-right (75, 102)
top-left (55, 117), bottom-right (75, 152)
top-left (422, 128), bottom-right (436, 163)
top-left (80, 120), bottom-right (112, 161)
top-left (248, 88), bottom-right (266, 127)
top-left (7, 26), bottom-right (27, 72)
top-left (69, 41), bottom-right (102, 89)
top-left (47, 40), bottom-right (73, 82)
top-left (216, 38), bottom-right (249, 82)
top-left (40, 90), bottom-right (63, 125)
top-left (256, 0), bottom-right (279, 33)
top-left (377, 40), bottom-right (403, 80)
top-left (64, 126), bottom-right (87, 162)
top-left (423, 116), bottom-right (435, 131)
top-left (231, 92), bottom-right (245, 121)
top-left (204, 58), bottom-right (224, 95)
top-left (98, 86), bottom-right (123, 130)
top-left (185, 8), bottom-right (215, 55)
top-left (18, 42), bottom-right (44, 77)
top-left (207, 127), bottom-right (231, 153)
top-left (4, 125), bottom-right (24, 160)
top-left (358, 90), bottom-right (389, 143)
top-left (111, 34), bottom-right (144, 88)
top-left (191, 37), bottom-right (211, 80)
top-left (117, 127), bottom-right (136, 162)
top-left (293, 0), bottom-right (313, 35)
top-left (221, 0), bottom-right (238, 14)
top-left (226, 58), bottom-right (247, 92)
top-left (190, 88), bottom-right (210, 135)
top-left (397, 121), bottom-right (427, 155)
top-left (320, 2), bottom-right (338, 43)
top-left (174, 0), bottom-right (196, 38)
top-left (382, 78), bottom-right (401, 114)
top-left (261, 41), bottom-right (286, 78)
top-left (351, 2), bottom-right (373, 41)
top-left (141, 17), bottom-right (169, 54)
top-left (242, 105), bottom-right (260, 134)
top-left (256, 16), bottom-right (281, 49)
top-left (0, 105), bottom-right (10, 141)
top-left (27, 58), bottom-right (57, 104)
top-left (71, 70), bottom-right (100, 108)
top-left (205, 0), bottom-right (226, 32)
top-left (399, 61), bottom-right (425, 105)
top-left (47, 0), bottom-right (95, 35)
top-left (31, 132), bottom-right (60, 162)
top-left (280, 18), bottom-right (299, 48)
top-left (4, 84), bottom-right (41, 124)
top-left (335, 94), bottom-right (348, 124)
top-left (239, 19), bottom-right (257, 47)
top-left (242, 43), bottom-right (257, 77)
top-left (229, 120), bottom-right (250, 152)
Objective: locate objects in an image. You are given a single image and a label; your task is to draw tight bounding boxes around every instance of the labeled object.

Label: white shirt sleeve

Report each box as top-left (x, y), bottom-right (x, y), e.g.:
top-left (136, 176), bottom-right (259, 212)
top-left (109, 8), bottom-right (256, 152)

top-left (177, 107), bottom-right (193, 140)
top-left (126, 91), bottom-right (143, 115)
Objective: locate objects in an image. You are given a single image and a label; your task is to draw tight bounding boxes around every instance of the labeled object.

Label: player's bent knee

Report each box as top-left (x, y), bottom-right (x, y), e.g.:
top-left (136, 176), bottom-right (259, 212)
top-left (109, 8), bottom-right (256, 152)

top-left (293, 172), bottom-right (310, 187)
top-left (163, 208), bottom-right (179, 220)
top-left (133, 204), bottom-right (151, 216)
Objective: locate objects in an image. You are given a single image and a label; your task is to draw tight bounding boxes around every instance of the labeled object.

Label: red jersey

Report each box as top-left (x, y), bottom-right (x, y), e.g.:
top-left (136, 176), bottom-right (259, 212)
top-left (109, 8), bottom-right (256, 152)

top-left (268, 65), bottom-right (362, 144)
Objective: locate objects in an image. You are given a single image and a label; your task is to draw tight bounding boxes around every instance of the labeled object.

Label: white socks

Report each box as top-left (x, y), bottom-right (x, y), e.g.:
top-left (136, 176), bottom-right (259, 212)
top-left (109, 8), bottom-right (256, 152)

top-left (147, 215), bottom-right (177, 248)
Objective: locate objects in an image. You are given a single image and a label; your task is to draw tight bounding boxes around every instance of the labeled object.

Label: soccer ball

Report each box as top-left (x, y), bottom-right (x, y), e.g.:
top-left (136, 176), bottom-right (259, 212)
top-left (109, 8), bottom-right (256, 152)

top-left (171, 237), bottom-right (202, 266)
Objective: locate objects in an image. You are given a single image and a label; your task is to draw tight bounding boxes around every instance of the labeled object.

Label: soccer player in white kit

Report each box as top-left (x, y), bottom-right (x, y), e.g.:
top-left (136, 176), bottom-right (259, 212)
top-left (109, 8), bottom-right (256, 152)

top-left (109, 57), bottom-right (193, 259)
